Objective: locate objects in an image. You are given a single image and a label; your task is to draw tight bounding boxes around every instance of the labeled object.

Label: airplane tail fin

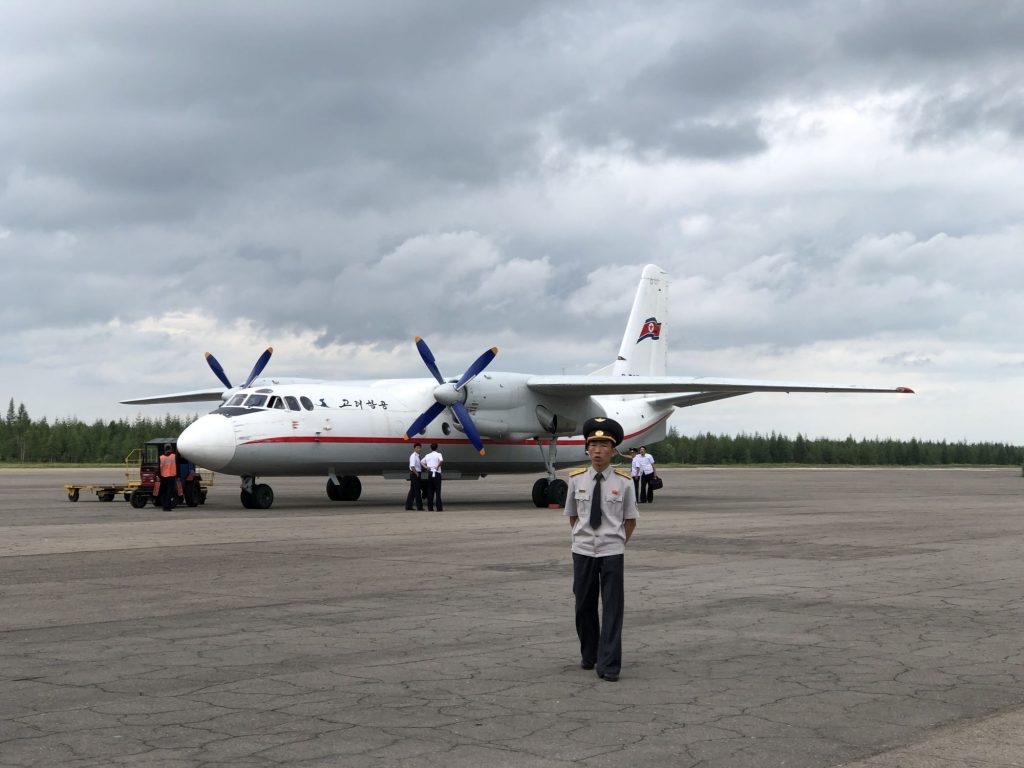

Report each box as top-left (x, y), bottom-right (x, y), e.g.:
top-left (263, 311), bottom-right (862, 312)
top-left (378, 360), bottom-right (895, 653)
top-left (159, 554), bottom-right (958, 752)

top-left (612, 264), bottom-right (669, 377)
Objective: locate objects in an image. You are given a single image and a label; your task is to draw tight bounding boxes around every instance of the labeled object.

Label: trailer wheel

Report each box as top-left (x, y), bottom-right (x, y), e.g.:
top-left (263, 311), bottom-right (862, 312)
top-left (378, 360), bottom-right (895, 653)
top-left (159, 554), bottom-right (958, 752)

top-left (98, 492), bottom-right (115, 502)
top-left (123, 493), bottom-right (130, 502)
top-left (184, 483), bottom-right (201, 507)
top-left (67, 488), bottom-right (80, 502)
top-left (129, 491), bottom-right (148, 509)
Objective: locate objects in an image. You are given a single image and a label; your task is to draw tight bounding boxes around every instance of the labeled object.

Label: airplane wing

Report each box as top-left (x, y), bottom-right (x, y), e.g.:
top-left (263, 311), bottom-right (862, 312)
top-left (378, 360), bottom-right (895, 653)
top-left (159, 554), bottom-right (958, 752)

top-left (526, 375), bottom-right (914, 397)
top-left (120, 388), bottom-right (226, 405)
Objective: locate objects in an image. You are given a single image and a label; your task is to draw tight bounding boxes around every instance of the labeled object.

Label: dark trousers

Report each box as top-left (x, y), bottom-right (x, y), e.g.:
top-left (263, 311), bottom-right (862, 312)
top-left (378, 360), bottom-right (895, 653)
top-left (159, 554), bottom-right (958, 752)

top-left (640, 473), bottom-right (654, 503)
top-left (159, 476), bottom-right (179, 511)
top-left (633, 476), bottom-right (641, 501)
top-left (573, 553), bottom-right (625, 676)
top-left (427, 474), bottom-right (443, 511)
top-left (405, 472), bottom-right (424, 509)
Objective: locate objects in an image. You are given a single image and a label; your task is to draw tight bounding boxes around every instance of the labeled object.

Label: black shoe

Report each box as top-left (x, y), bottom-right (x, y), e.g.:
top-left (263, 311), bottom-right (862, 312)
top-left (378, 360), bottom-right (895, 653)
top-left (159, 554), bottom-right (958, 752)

top-left (417, 507), bottom-right (424, 511)
top-left (405, 507), bottom-right (414, 510)
top-left (580, 660), bottom-right (595, 670)
top-left (597, 671), bottom-right (619, 682)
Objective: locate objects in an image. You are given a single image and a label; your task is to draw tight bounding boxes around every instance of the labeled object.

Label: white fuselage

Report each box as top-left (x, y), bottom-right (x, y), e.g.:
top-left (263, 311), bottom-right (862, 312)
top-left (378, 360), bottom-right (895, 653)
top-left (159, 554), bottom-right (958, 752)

top-left (177, 376), bottom-right (672, 477)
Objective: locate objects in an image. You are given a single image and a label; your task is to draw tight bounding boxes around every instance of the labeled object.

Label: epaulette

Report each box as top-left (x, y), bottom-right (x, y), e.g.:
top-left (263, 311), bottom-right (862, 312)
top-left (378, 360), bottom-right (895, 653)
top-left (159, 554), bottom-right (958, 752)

top-left (614, 468), bottom-right (632, 479)
top-left (569, 467), bottom-right (589, 477)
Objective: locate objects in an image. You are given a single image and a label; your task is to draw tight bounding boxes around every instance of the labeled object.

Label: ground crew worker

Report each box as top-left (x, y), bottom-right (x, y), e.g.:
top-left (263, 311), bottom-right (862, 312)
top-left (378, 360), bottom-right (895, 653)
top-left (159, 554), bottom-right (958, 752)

top-left (564, 417), bottom-right (638, 682)
top-left (158, 444), bottom-right (179, 511)
top-left (405, 443), bottom-right (425, 510)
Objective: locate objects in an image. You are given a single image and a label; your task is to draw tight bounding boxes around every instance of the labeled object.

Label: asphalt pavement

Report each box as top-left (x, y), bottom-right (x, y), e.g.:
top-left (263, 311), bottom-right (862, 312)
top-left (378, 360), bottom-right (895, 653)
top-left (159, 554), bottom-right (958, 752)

top-left (2, 466), bottom-right (1024, 767)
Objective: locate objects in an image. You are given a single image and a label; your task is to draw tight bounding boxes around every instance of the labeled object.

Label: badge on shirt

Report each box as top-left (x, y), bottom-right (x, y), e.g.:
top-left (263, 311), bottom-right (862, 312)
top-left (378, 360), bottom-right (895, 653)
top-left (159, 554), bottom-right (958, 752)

top-left (575, 487), bottom-right (589, 501)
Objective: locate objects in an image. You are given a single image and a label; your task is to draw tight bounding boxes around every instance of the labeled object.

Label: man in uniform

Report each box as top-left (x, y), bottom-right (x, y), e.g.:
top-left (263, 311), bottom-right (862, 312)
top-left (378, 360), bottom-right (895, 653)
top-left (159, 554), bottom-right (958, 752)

top-left (405, 443), bottom-right (425, 510)
top-left (422, 443), bottom-right (444, 511)
top-left (628, 447), bottom-right (642, 500)
top-left (564, 417), bottom-right (638, 682)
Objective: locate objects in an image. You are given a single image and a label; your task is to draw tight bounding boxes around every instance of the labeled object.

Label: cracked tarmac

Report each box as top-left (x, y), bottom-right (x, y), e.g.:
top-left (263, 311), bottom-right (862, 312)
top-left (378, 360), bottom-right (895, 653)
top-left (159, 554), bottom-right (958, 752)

top-left (2, 467), bottom-right (1024, 767)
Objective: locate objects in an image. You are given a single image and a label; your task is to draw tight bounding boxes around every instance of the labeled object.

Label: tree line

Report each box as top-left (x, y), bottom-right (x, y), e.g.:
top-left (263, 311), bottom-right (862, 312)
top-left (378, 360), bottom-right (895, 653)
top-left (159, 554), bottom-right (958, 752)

top-left (0, 399), bottom-right (1021, 466)
top-left (647, 428), bottom-right (1023, 466)
top-left (0, 399), bottom-right (196, 464)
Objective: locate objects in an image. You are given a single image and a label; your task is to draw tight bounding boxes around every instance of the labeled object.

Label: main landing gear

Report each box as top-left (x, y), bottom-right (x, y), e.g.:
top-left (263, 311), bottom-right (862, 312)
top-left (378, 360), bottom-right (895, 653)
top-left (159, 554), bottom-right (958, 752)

top-left (240, 476), bottom-right (274, 509)
top-left (532, 436), bottom-right (568, 508)
top-left (326, 475), bottom-right (361, 502)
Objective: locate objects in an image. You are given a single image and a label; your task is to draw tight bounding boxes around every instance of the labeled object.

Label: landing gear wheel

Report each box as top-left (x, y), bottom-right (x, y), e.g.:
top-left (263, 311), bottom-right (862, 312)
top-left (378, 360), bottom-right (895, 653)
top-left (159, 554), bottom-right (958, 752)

top-left (129, 491), bottom-right (148, 509)
top-left (326, 479), bottom-right (343, 501)
top-left (252, 483), bottom-right (274, 509)
top-left (184, 483), bottom-right (201, 507)
top-left (339, 476), bottom-right (361, 501)
top-left (240, 489), bottom-right (255, 509)
top-left (531, 478), bottom-right (550, 508)
top-left (546, 479), bottom-right (568, 507)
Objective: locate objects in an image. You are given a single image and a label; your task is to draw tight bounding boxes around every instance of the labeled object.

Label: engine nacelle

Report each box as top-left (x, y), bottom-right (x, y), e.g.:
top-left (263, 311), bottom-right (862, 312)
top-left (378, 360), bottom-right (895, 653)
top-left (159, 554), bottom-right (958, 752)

top-left (460, 373), bottom-right (591, 438)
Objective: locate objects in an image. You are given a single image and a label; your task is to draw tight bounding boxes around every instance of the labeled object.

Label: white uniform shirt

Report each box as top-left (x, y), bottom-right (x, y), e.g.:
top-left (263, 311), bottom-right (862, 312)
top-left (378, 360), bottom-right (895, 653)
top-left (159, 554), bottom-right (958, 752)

top-left (630, 454), bottom-right (642, 478)
top-left (563, 466), bottom-right (639, 557)
top-left (409, 451), bottom-right (423, 473)
top-left (423, 450), bottom-right (443, 477)
top-left (637, 453), bottom-right (656, 475)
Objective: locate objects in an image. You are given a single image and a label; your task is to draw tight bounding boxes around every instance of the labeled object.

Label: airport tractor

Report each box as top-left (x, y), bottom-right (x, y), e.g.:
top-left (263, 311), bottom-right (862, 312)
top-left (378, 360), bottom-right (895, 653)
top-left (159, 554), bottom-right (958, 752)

top-left (64, 437), bottom-right (213, 508)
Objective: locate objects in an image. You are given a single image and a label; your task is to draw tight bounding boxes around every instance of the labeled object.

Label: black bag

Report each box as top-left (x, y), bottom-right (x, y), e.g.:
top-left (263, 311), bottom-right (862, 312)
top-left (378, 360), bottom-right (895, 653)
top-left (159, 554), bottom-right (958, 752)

top-left (649, 475), bottom-right (663, 491)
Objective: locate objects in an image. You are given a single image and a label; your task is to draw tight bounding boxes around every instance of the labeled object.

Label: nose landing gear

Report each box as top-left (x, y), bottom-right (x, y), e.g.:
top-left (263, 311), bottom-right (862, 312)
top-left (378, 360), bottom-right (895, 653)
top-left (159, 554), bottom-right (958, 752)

top-left (240, 476), bottom-right (274, 509)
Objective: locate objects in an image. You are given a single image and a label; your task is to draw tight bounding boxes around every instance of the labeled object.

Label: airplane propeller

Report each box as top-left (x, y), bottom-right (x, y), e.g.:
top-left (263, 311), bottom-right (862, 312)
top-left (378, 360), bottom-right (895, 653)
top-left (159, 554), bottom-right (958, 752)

top-left (204, 347), bottom-right (274, 390)
top-left (405, 337), bottom-right (497, 455)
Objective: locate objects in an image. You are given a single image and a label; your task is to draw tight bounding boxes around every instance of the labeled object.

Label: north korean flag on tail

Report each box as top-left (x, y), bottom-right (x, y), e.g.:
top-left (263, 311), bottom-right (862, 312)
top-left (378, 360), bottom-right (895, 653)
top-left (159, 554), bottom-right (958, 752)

top-left (636, 317), bottom-right (661, 343)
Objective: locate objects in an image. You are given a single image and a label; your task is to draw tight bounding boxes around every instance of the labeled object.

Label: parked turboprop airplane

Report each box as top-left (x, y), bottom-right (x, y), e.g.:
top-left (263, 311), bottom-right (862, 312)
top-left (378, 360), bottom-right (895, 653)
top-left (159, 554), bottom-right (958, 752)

top-left (122, 265), bottom-right (913, 509)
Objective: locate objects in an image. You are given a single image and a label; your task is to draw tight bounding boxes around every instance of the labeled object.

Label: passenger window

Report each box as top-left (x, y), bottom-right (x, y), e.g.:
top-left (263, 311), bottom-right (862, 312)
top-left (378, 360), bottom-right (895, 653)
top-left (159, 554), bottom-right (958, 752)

top-left (228, 394), bottom-right (246, 406)
top-left (268, 396), bottom-right (285, 409)
top-left (285, 396), bottom-right (300, 411)
top-left (300, 396), bottom-right (314, 411)
top-left (244, 394), bottom-right (268, 408)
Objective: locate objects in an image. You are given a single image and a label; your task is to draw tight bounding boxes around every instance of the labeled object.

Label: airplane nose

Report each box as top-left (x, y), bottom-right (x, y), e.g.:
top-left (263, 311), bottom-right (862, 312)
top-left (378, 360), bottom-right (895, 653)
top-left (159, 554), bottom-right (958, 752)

top-left (178, 414), bottom-right (235, 471)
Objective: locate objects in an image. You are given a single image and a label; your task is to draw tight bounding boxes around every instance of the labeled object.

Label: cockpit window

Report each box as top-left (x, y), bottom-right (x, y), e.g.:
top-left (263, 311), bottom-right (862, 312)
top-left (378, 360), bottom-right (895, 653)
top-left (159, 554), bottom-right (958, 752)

top-left (244, 394), bottom-right (268, 408)
top-left (228, 394), bottom-right (246, 406)
top-left (267, 396), bottom-right (285, 409)
top-left (284, 396), bottom-right (300, 411)
top-left (300, 396), bottom-right (314, 410)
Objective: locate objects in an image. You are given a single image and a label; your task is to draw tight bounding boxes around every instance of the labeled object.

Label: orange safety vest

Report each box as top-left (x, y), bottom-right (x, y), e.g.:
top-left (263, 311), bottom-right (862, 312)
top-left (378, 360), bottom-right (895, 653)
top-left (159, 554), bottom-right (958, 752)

top-left (159, 453), bottom-right (178, 478)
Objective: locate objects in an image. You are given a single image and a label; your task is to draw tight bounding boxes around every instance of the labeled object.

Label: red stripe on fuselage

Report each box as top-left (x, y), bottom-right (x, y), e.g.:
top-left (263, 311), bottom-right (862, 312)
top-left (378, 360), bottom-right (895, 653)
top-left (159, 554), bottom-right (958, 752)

top-left (240, 413), bottom-right (670, 448)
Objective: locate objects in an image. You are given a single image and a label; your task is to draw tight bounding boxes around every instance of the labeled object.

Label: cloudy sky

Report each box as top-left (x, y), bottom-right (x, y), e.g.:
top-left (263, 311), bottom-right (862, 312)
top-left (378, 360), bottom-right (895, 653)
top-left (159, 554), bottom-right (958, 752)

top-left (2, 0), bottom-right (1023, 443)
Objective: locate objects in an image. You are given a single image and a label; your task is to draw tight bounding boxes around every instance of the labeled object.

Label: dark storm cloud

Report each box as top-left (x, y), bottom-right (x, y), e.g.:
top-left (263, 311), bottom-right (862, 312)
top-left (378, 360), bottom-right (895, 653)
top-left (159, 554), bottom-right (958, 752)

top-left (555, 0), bottom-right (1024, 157)
top-left (2, 0), bottom-right (566, 232)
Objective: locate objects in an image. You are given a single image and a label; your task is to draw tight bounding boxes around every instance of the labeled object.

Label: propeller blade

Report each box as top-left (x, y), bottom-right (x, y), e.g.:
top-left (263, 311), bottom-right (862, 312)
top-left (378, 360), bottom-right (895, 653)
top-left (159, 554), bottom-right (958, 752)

top-left (204, 352), bottom-right (232, 389)
top-left (415, 337), bottom-right (445, 384)
top-left (455, 346), bottom-right (498, 391)
top-left (452, 402), bottom-right (486, 455)
top-left (242, 347), bottom-right (274, 389)
top-left (405, 402), bottom-right (446, 440)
